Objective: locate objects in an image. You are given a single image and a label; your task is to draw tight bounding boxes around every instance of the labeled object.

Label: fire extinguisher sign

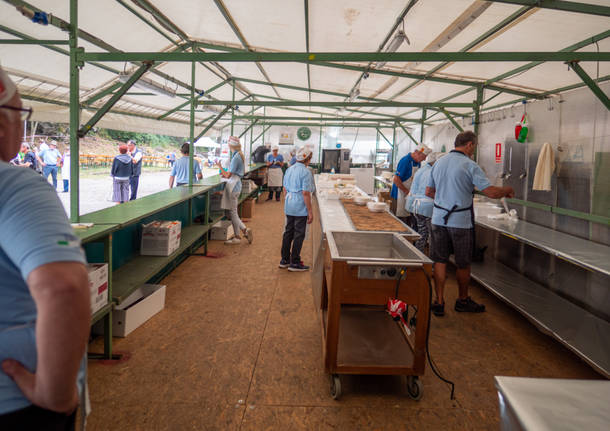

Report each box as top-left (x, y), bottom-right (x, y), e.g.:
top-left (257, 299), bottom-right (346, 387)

top-left (495, 143), bottom-right (502, 164)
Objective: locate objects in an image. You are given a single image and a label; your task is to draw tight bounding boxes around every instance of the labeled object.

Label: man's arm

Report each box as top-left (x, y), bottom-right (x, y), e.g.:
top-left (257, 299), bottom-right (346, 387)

top-left (169, 175), bottom-right (175, 188)
top-left (131, 151), bottom-right (142, 164)
top-left (393, 174), bottom-right (409, 195)
top-left (303, 190), bottom-right (313, 224)
top-left (425, 186), bottom-right (436, 199)
top-left (481, 185), bottom-right (514, 199)
top-left (2, 262), bottom-right (90, 413)
top-left (196, 172), bottom-right (203, 180)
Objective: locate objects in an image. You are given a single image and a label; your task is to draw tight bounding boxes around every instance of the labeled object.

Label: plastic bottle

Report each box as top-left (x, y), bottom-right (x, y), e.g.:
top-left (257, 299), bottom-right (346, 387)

top-left (331, 167), bottom-right (335, 174)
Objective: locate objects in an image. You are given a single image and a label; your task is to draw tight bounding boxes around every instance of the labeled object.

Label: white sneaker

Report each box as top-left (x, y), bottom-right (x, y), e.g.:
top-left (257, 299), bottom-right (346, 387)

top-left (224, 238), bottom-right (241, 245)
top-left (244, 228), bottom-right (253, 244)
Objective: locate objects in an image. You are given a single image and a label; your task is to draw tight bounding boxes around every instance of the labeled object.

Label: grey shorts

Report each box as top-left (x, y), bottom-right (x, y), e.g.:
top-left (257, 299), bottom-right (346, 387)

top-left (430, 224), bottom-right (473, 268)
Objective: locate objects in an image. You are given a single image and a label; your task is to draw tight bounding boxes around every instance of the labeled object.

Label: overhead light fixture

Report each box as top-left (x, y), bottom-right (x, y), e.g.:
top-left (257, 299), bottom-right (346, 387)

top-left (117, 72), bottom-right (176, 98)
top-left (376, 30), bottom-right (410, 69)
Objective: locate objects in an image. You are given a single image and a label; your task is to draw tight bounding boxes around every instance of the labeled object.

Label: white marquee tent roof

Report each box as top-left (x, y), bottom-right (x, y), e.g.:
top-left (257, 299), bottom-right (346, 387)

top-left (1, 0), bottom-right (608, 137)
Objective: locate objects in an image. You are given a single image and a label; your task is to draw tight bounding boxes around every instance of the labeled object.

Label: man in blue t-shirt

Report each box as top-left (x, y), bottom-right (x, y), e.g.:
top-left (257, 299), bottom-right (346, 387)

top-left (279, 147), bottom-right (315, 272)
top-left (169, 143), bottom-right (202, 188)
top-left (0, 65), bottom-right (91, 429)
top-left (425, 131), bottom-right (514, 317)
top-left (391, 145), bottom-right (430, 218)
top-left (40, 140), bottom-right (61, 190)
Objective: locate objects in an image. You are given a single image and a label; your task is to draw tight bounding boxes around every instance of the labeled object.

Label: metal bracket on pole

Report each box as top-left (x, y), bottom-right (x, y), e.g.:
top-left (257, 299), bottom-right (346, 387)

top-left (77, 62), bottom-right (153, 137)
top-left (568, 61), bottom-right (610, 111)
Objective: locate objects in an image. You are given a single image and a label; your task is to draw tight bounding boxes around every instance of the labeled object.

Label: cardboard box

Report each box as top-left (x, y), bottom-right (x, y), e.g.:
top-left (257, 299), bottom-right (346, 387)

top-left (94, 284), bottom-right (166, 337)
top-left (210, 220), bottom-right (234, 241)
top-left (210, 192), bottom-right (223, 212)
top-left (87, 263), bottom-right (108, 315)
top-left (241, 198), bottom-right (255, 219)
top-left (377, 190), bottom-right (392, 204)
top-left (141, 221), bottom-right (182, 256)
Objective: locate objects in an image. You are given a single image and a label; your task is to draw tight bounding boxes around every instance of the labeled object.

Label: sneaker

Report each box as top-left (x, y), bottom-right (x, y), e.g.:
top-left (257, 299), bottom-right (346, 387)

top-left (431, 302), bottom-right (445, 317)
top-left (244, 228), bottom-right (253, 244)
top-left (278, 260), bottom-right (290, 269)
top-left (455, 297), bottom-right (486, 313)
top-left (266, 196), bottom-right (273, 201)
top-left (288, 263), bottom-right (310, 272)
top-left (224, 238), bottom-right (241, 245)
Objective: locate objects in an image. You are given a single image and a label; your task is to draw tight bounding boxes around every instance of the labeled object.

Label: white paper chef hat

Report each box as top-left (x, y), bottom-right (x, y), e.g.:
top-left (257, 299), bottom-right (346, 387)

top-left (296, 147), bottom-right (313, 161)
top-left (416, 144), bottom-right (432, 155)
top-left (228, 135), bottom-right (241, 148)
top-left (0, 65), bottom-right (17, 106)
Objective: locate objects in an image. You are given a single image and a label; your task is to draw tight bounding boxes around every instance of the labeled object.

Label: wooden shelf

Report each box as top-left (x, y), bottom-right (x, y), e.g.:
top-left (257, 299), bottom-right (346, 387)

top-left (112, 224), bottom-right (209, 304)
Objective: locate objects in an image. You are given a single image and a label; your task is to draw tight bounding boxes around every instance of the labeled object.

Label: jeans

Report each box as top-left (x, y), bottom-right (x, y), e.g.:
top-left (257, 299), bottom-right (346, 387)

top-left (267, 187), bottom-right (282, 200)
top-left (63, 179), bottom-right (69, 192)
top-left (43, 165), bottom-right (58, 189)
top-left (0, 404), bottom-right (76, 430)
top-left (129, 175), bottom-right (140, 201)
top-left (226, 207), bottom-right (246, 238)
top-left (281, 215), bottom-right (307, 264)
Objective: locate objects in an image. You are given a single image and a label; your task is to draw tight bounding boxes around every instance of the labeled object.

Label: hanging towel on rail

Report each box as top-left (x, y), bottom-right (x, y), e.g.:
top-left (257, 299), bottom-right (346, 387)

top-left (532, 142), bottom-right (555, 191)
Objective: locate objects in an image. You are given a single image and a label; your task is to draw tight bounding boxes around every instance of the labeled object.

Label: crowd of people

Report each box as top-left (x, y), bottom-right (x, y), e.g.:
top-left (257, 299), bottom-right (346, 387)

top-left (109, 140), bottom-right (143, 204)
top-left (9, 139), bottom-right (71, 193)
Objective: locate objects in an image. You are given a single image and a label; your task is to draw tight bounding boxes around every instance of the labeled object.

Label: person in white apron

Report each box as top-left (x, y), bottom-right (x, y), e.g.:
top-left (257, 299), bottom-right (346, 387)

top-left (266, 145), bottom-right (284, 201)
top-left (406, 152), bottom-right (445, 252)
top-left (0, 65), bottom-right (91, 430)
top-left (217, 136), bottom-right (253, 245)
top-left (391, 144), bottom-right (431, 218)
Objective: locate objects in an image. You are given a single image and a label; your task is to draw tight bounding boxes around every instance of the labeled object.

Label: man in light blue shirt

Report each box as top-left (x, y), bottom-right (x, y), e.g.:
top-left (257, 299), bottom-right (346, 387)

top-left (40, 140), bottom-right (61, 190)
top-left (425, 131), bottom-right (514, 317)
top-left (0, 65), bottom-right (91, 429)
top-left (280, 147), bottom-right (315, 272)
top-left (169, 143), bottom-right (202, 187)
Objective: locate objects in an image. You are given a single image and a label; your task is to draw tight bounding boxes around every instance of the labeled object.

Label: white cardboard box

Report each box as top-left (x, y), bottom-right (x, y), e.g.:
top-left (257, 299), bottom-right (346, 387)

top-left (87, 263), bottom-right (108, 315)
top-left (94, 284), bottom-right (166, 337)
top-left (140, 220), bottom-right (182, 256)
top-left (210, 220), bottom-right (234, 241)
top-left (242, 179), bottom-right (256, 193)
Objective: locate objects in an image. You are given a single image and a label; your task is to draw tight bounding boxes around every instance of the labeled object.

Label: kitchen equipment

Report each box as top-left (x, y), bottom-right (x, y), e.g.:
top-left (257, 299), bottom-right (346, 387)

top-left (367, 201), bottom-right (388, 213)
top-left (322, 149), bottom-right (351, 174)
top-left (319, 231), bottom-right (433, 400)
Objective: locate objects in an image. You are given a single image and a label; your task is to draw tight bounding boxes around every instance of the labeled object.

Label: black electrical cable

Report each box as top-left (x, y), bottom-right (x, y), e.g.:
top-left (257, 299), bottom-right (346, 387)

top-left (422, 270), bottom-right (455, 400)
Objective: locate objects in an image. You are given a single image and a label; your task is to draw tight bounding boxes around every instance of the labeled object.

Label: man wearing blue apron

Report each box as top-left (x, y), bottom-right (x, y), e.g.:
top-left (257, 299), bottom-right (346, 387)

top-left (0, 65), bottom-right (91, 430)
top-left (279, 147), bottom-right (315, 272)
top-left (426, 131), bottom-right (514, 317)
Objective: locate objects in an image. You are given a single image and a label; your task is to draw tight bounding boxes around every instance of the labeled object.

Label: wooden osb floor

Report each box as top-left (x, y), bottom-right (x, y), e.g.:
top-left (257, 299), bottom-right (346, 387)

top-left (86, 197), bottom-right (601, 430)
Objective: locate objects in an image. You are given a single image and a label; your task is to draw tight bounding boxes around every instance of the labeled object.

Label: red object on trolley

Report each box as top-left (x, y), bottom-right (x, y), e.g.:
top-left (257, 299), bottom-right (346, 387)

top-left (387, 298), bottom-right (408, 325)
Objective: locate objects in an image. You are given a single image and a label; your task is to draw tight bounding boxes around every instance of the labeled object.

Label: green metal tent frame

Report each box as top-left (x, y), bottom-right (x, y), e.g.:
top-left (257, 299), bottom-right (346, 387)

top-left (1, 0), bottom-right (609, 222)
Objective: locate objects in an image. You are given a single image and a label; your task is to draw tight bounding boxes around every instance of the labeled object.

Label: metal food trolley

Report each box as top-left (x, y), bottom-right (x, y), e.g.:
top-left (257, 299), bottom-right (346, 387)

top-left (318, 230), bottom-right (432, 400)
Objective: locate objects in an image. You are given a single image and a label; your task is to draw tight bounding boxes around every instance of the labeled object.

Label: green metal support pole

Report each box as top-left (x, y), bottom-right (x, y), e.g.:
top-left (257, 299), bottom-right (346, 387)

top-left (441, 108), bottom-right (464, 132)
top-left (78, 62), bottom-right (153, 137)
top-left (485, 1), bottom-right (610, 17)
top-left (69, 0), bottom-right (79, 223)
top-left (198, 100), bottom-right (474, 108)
top-left (568, 61), bottom-right (610, 111)
top-left (474, 85), bottom-right (483, 162)
top-left (263, 107), bottom-right (267, 143)
top-left (252, 125), bottom-right (272, 145)
top-left (239, 119), bottom-right (259, 139)
top-left (0, 38), bottom-right (69, 45)
top-left (375, 128), bottom-right (379, 176)
top-left (377, 128), bottom-right (393, 148)
top-left (391, 123), bottom-right (396, 171)
top-left (230, 79), bottom-right (236, 136)
top-left (189, 60), bottom-right (195, 187)
top-left (194, 105), bottom-right (232, 141)
top-left (420, 109), bottom-right (426, 144)
top-left (318, 119), bottom-right (322, 168)
top-left (397, 122), bottom-right (419, 147)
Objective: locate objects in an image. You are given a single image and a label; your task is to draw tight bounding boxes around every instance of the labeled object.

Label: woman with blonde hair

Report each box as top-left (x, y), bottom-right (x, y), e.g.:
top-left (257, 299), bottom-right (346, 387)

top-left (217, 136), bottom-right (253, 245)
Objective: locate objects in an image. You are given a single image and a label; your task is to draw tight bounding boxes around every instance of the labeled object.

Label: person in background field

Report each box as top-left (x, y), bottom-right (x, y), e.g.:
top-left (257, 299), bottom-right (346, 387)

top-left (169, 152), bottom-right (176, 167)
top-left (0, 64), bottom-right (90, 430)
top-left (391, 144), bottom-right (431, 219)
top-left (406, 152), bottom-right (445, 253)
top-left (22, 142), bottom-right (37, 171)
top-left (127, 140), bottom-right (142, 201)
top-left (111, 144), bottom-right (133, 204)
top-left (266, 145), bottom-right (284, 201)
top-left (169, 143), bottom-right (202, 188)
top-left (217, 136), bottom-right (253, 245)
top-left (425, 131), bottom-right (514, 317)
top-left (40, 140), bottom-right (61, 190)
top-left (61, 148), bottom-right (70, 193)
top-left (279, 147), bottom-right (315, 272)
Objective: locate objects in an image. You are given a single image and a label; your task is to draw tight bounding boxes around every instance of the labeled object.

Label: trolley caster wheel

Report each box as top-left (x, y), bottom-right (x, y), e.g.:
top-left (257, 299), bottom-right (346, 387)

top-left (406, 376), bottom-right (423, 401)
top-left (330, 374), bottom-right (342, 400)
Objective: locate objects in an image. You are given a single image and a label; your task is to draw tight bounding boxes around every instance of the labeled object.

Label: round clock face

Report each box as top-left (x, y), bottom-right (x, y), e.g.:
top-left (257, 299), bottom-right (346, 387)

top-left (297, 127), bottom-right (311, 141)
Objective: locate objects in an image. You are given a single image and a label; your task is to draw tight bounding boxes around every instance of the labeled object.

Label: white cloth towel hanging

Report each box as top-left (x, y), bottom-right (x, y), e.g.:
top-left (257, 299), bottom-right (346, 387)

top-left (532, 142), bottom-right (555, 191)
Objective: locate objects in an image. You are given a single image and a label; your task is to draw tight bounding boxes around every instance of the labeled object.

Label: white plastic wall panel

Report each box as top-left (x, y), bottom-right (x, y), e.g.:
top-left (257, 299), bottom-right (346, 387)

top-left (225, 0), bottom-right (305, 52)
